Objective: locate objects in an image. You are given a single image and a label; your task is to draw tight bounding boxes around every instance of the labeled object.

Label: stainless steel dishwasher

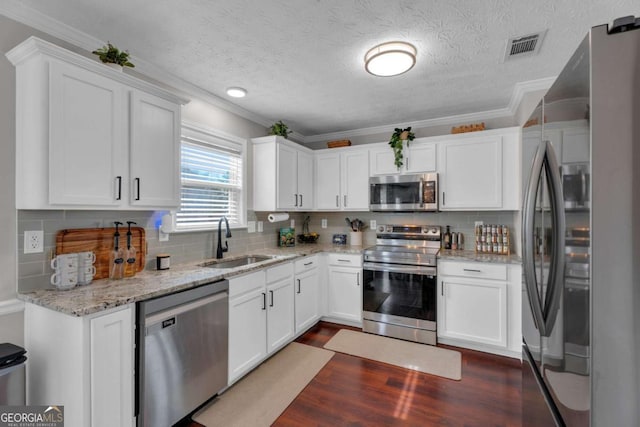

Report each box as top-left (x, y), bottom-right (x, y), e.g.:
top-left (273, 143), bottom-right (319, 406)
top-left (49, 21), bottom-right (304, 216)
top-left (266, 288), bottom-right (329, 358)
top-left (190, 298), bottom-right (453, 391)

top-left (136, 280), bottom-right (229, 427)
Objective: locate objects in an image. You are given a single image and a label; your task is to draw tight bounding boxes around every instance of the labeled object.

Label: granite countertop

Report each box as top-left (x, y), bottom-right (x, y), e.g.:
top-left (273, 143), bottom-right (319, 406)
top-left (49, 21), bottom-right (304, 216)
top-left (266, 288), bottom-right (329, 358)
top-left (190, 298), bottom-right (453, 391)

top-left (18, 244), bottom-right (365, 317)
top-left (438, 249), bottom-right (522, 264)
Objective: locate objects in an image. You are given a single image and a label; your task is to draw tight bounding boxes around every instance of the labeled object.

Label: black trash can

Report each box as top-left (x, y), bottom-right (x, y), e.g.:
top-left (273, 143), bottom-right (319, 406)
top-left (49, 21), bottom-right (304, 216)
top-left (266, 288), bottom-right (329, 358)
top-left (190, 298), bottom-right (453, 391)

top-left (0, 343), bottom-right (26, 405)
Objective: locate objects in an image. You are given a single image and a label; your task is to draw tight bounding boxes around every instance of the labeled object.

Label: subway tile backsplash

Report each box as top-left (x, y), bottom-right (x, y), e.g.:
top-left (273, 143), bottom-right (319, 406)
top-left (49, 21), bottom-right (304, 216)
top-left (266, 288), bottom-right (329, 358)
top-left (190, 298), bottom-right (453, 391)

top-left (17, 209), bottom-right (518, 292)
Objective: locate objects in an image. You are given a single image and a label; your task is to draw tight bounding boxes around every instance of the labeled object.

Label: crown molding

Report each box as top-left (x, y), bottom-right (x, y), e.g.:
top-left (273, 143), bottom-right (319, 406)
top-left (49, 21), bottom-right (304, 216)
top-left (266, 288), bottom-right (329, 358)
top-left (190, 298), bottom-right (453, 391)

top-left (301, 77), bottom-right (555, 143)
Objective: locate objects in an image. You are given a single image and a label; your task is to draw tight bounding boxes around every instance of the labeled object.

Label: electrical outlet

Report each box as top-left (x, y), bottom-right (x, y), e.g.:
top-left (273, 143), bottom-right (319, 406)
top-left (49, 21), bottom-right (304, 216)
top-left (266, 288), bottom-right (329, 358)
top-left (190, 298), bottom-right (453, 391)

top-left (247, 221), bottom-right (256, 233)
top-left (290, 219), bottom-right (295, 228)
top-left (321, 219), bottom-right (327, 229)
top-left (158, 228), bottom-right (169, 242)
top-left (370, 220), bottom-right (377, 230)
top-left (24, 230), bottom-right (44, 254)
top-left (257, 221), bottom-right (263, 232)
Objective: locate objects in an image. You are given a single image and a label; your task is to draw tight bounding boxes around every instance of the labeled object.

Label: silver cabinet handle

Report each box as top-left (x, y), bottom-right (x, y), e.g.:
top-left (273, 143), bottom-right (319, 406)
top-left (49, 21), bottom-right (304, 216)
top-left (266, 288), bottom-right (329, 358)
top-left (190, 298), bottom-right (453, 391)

top-left (336, 195), bottom-right (339, 207)
top-left (344, 195), bottom-right (347, 207)
top-left (294, 194), bottom-right (298, 207)
top-left (442, 191), bottom-right (445, 206)
top-left (337, 259), bottom-right (350, 263)
top-left (463, 268), bottom-right (481, 273)
top-left (406, 157), bottom-right (409, 170)
top-left (441, 282), bottom-right (444, 296)
top-left (356, 272), bottom-right (360, 286)
top-left (303, 261), bottom-right (313, 266)
top-left (300, 194), bottom-right (303, 207)
top-left (297, 279), bottom-right (301, 294)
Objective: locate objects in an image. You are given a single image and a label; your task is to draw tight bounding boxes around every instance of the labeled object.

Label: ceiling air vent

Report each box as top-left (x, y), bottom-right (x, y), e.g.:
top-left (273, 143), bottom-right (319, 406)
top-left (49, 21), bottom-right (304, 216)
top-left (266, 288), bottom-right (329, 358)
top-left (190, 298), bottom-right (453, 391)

top-left (503, 31), bottom-right (546, 61)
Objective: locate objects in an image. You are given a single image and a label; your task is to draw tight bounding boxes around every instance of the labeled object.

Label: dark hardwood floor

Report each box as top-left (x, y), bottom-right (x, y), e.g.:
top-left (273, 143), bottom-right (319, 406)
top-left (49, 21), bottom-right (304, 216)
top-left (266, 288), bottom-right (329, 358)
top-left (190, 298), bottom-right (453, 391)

top-left (190, 321), bottom-right (522, 426)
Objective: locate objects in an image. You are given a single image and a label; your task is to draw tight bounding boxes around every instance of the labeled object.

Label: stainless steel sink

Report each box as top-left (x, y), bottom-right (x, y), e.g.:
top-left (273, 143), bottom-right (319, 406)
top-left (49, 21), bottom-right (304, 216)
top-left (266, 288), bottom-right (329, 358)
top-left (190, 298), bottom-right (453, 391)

top-left (201, 255), bottom-right (274, 269)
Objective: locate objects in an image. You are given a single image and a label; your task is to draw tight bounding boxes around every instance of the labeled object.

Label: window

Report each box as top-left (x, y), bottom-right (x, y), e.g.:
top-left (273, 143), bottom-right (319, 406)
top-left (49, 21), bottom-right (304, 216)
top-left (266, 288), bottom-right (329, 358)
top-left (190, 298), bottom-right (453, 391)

top-left (175, 123), bottom-right (246, 230)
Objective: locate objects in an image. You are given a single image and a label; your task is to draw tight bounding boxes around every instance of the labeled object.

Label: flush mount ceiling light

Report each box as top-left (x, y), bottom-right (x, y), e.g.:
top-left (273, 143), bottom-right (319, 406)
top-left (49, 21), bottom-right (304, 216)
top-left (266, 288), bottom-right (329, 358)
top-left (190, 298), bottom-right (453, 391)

top-left (226, 87), bottom-right (247, 98)
top-left (365, 41), bottom-right (417, 77)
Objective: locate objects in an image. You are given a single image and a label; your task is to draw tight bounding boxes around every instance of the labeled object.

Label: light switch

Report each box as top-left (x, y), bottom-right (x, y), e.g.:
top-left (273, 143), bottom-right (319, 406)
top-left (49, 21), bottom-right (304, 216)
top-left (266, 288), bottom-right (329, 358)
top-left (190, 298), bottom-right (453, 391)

top-left (257, 221), bottom-right (263, 232)
top-left (321, 219), bottom-right (327, 229)
top-left (247, 221), bottom-right (256, 233)
top-left (370, 220), bottom-right (376, 230)
top-left (290, 219), bottom-right (295, 228)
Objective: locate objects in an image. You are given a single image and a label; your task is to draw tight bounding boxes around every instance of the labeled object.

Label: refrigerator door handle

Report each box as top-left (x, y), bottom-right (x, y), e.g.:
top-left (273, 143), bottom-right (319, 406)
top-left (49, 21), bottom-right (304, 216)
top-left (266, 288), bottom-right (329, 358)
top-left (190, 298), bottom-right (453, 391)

top-left (523, 140), bottom-right (548, 335)
top-left (523, 140), bottom-right (566, 337)
top-left (541, 140), bottom-right (565, 335)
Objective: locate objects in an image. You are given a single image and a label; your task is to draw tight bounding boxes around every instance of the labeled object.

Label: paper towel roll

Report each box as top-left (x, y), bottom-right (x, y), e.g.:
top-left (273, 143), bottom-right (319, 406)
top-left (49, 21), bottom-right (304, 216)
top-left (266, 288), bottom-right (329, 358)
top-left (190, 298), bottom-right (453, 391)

top-left (268, 213), bottom-right (290, 223)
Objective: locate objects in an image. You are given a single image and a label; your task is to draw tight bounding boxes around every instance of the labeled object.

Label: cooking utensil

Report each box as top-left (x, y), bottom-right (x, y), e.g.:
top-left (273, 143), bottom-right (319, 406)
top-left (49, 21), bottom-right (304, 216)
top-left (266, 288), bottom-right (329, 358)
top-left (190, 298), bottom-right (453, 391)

top-left (124, 221), bottom-right (137, 278)
top-left (109, 221), bottom-right (124, 279)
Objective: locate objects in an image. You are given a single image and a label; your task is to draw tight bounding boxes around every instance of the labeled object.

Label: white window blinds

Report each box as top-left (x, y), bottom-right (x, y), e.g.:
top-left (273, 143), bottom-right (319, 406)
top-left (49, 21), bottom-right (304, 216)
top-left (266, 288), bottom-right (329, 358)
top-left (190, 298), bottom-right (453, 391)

top-left (176, 125), bottom-right (244, 230)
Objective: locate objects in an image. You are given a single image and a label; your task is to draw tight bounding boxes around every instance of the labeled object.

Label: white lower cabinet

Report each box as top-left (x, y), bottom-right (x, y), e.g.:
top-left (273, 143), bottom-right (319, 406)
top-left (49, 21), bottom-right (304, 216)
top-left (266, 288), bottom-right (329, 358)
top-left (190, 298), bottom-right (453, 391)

top-left (228, 263), bottom-right (294, 385)
top-left (437, 260), bottom-right (522, 358)
top-left (325, 254), bottom-right (363, 325)
top-left (25, 303), bottom-right (134, 427)
top-left (294, 256), bottom-right (320, 334)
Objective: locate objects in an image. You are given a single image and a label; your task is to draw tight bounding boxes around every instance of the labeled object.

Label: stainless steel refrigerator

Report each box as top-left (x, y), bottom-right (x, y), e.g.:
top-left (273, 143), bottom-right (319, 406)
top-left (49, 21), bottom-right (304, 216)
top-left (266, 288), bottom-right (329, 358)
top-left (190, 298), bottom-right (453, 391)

top-left (521, 19), bottom-right (640, 426)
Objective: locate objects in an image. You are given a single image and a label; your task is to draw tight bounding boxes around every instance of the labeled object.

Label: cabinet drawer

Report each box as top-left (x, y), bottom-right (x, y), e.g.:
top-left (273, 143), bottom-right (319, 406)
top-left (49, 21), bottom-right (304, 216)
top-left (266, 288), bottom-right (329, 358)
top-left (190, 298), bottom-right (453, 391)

top-left (295, 256), bottom-right (318, 274)
top-left (439, 261), bottom-right (507, 281)
top-left (327, 253), bottom-right (362, 268)
top-left (266, 262), bottom-right (293, 284)
top-left (229, 270), bottom-right (265, 298)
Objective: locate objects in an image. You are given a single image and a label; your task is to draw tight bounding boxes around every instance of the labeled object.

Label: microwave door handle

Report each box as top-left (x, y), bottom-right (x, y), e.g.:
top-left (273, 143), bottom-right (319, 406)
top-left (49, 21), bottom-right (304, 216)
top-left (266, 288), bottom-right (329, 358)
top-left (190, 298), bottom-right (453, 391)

top-left (541, 141), bottom-right (565, 335)
top-left (419, 178), bottom-right (424, 207)
top-left (523, 139), bottom-right (549, 336)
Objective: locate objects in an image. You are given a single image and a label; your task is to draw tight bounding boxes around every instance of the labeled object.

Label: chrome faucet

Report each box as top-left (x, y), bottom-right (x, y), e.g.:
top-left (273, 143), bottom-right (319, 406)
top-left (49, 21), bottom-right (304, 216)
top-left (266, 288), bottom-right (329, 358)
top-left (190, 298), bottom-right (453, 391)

top-left (216, 216), bottom-right (232, 259)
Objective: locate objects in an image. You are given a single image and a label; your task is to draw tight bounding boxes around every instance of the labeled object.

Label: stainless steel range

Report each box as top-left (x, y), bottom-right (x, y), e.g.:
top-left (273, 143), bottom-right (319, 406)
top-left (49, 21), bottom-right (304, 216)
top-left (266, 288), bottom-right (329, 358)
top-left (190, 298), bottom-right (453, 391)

top-left (362, 224), bottom-right (441, 345)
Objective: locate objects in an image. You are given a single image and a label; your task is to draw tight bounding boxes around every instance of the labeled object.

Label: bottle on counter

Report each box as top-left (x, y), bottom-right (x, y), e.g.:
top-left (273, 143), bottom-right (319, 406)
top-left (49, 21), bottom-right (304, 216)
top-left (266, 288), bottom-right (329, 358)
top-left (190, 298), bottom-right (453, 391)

top-left (457, 232), bottom-right (464, 250)
top-left (451, 232), bottom-right (458, 250)
top-left (444, 225), bottom-right (452, 250)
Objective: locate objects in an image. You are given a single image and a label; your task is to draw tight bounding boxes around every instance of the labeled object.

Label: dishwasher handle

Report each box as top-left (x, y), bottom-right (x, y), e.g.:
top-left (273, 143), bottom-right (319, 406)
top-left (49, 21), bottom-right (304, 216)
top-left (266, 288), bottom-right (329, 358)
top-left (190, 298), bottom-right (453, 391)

top-left (145, 291), bottom-right (227, 333)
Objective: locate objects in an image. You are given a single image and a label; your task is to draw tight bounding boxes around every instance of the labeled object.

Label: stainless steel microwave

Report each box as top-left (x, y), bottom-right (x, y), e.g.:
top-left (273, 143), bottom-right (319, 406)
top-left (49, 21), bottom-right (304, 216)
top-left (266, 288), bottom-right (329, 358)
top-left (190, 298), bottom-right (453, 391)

top-left (369, 173), bottom-right (438, 212)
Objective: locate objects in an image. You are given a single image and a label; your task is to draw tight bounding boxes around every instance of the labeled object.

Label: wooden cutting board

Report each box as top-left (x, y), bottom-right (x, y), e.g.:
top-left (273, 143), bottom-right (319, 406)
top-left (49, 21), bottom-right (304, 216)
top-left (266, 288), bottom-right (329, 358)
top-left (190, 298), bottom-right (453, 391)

top-left (55, 227), bottom-right (146, 280)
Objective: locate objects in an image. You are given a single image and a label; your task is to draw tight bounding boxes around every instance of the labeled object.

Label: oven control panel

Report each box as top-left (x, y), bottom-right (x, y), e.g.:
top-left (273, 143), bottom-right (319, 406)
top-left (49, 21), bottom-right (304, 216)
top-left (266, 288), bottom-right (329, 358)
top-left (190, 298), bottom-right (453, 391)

top-left (376, 224), bottom-right (441, 237)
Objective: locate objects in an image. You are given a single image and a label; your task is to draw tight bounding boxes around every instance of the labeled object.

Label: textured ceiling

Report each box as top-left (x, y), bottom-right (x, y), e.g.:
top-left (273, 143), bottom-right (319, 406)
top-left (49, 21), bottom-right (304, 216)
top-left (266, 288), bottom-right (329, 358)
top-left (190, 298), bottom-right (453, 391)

top-left (11, 0), bottom-right (639, 136)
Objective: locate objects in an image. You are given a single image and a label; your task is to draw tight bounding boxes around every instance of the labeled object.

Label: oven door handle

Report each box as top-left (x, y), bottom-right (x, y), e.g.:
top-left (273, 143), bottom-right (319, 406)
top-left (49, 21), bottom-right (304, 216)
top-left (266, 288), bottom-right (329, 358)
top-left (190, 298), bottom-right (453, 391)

top-left (363, 262), bottom-right (436, 276)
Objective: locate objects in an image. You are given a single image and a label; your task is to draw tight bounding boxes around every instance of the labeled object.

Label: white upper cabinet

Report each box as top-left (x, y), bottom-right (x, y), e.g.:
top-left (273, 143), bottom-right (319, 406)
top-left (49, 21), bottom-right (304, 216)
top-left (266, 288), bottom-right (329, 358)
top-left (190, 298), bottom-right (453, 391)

top-left (315, 147), bottom-right (369, 210)
top-left (48, 60), bottom-right (127, 206)
top-left (6, 37), bottom-right (187, 210)
top-left (438, 127), bottom-right (520, 210)
top-left (129, 91), bottom-right (181, 207)
top-left (252, 136), bottom-right (314, 211)
top-left (369, 138), bottom-right (437, 176)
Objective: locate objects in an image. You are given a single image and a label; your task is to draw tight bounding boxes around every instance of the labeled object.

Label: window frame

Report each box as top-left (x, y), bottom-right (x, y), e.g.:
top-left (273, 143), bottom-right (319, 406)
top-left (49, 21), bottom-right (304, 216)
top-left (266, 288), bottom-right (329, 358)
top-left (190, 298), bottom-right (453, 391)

top-left (166, 121), bottom-right (247, 232)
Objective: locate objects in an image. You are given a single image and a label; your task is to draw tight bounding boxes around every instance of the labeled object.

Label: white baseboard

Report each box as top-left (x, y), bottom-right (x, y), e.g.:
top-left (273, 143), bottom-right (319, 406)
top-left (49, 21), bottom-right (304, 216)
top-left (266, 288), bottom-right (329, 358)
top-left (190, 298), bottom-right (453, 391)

top-left (438, 336), bottom-right (521, 360)
top-left (0, 299), bottom-right (25, 316)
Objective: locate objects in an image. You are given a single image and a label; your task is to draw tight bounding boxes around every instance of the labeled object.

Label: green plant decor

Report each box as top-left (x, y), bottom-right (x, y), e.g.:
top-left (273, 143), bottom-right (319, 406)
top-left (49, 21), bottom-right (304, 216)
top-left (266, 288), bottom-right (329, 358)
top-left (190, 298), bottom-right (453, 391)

top-left (388, 127), bottom-right (415, 168)
top-left (269, 120), bottom-right (292, 138)
top-left (92, 42), bottom-right (135, 68)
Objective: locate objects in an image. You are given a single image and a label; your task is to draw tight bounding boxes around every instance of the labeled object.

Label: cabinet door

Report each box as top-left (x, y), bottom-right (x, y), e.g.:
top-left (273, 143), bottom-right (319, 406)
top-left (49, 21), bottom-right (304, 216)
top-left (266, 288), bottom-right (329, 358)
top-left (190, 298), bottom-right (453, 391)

top-left (341, 151), bottom-right (369, 210)
top-left (90, 306), bottom-right (134, 427)
top-left (438, 277), bottom-right (507, 348)
top-left (440, 136), bottom-right (503, 209)
top-left (266, 277), bottom-right (295, 354)
top-left (369, 146), bottom-right (398, 175)
top-left (406, 142), bottom-right (437, 173)
top-left (297, 151), bottom-right (314, 209)
top-left (295, 269), bottom-right (319, 333)
top-left (129, 91), bottom-right (181, 207)
top-left (49, 60), bottom-right (126, 206)
top-left (228, 288), bottom-right (267, 383)
top-left (276, 144), bottom-right (298, 209)
top-left (561, 126), bottom-right (589, 164)
top-left (327, 267), bottom-right (362, 323)
top-left (315, 152), bottom-right (341, 209)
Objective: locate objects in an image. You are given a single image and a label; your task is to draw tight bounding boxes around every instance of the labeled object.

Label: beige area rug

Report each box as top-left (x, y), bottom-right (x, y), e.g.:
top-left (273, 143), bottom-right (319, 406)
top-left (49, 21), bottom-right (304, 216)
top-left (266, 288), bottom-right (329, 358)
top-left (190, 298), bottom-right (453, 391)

top-left (193, 342), bottom-right (334, 427)
top-left (324, 329), bottom-right (462, 380)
